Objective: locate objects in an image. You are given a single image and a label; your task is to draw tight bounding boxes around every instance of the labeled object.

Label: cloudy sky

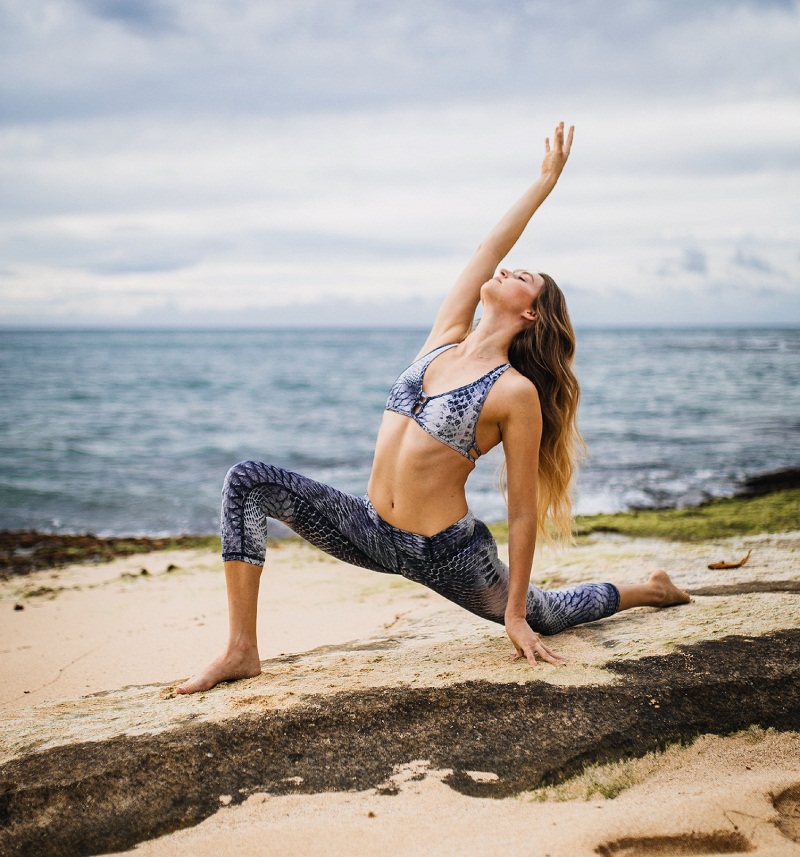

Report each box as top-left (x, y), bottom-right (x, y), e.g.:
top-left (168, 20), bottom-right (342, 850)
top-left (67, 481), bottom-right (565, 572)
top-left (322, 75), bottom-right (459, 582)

top-left (1, 0), bottom-right (799, 327)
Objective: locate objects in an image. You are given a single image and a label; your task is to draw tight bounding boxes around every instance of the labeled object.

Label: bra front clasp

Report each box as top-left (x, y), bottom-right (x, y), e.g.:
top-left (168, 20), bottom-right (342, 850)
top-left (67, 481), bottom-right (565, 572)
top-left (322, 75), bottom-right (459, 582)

top-left (413, 392), bottom-right (430, 415)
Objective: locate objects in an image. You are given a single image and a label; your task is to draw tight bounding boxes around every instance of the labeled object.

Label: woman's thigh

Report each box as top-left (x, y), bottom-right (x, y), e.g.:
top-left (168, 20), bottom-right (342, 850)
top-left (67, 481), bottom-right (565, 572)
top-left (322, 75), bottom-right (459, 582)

top-left (221, 460), bottom-right (397, 574)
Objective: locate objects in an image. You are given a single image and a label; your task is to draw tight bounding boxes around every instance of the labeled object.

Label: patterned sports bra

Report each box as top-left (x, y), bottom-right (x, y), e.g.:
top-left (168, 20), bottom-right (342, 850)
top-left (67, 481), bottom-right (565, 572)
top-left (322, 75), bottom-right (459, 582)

top-left (385, 343), bottom-right (510, 462)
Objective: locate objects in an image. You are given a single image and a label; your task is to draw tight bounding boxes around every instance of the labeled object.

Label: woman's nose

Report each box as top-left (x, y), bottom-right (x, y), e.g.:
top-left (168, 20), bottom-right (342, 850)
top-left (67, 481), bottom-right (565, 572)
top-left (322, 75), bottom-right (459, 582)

top-left (498, 268), bottom-right (509, 277)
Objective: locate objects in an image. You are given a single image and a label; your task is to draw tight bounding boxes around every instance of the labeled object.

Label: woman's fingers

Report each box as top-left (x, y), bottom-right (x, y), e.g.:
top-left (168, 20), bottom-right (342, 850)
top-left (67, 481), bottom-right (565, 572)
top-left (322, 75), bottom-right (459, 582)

top-left (542, 121), bottom-right (574, 175)
top-left (506, 619), bottom-right (566, 668)
top-left (543, 122), bottom-right (574, 171)
top-left (535, 640), bottom-right (567, 667)
top-left (511, 646), bottom-right (539, 666)
top-left (554, 122), bottom-right (574, 154)
top-left (552, 122), bottom-right (573, 150)
top-left (514, 639), bottom-right (567, 668)
top-left (564, 124), bottom-right (574, 155)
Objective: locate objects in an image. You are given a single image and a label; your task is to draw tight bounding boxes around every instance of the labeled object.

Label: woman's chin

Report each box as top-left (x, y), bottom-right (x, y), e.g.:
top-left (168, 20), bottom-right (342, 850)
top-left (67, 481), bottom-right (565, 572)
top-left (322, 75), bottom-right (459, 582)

top-left (481, 281), bottom-right (500, 300)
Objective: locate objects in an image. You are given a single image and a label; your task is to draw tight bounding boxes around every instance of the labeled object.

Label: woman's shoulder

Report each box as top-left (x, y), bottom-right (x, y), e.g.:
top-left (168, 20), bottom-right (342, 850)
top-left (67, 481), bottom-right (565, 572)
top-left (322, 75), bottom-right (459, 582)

top-left (499, 365), bottom-right (539, 396)
top-left (490, 366), bottom-right (541, 416)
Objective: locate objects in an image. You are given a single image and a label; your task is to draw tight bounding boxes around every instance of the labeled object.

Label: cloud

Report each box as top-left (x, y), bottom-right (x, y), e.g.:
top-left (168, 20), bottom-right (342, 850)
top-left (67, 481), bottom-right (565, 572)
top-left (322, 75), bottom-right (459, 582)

top-left (77, 0), bottom-right (179, 34)
top-left (0, 0), bottom-right (798, 327)
top-left (658, 247), bottom-right (708, 277)
top-left (731, 247), bottom-right (774, 273)
top-left (2, 0), bottom-right (799, 123)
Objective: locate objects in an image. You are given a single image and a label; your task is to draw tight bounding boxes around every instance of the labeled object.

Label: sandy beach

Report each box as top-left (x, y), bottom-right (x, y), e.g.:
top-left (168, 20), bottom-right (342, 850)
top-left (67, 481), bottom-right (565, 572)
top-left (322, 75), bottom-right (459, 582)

top-left (2, 527), bottom-right (799, 856)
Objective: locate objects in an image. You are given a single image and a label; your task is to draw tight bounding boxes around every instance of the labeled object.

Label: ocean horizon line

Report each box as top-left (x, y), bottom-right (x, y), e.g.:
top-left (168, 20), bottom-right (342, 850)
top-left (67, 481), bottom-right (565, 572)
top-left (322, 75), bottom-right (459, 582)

top-left (2, 322), bottom-right (799, 334)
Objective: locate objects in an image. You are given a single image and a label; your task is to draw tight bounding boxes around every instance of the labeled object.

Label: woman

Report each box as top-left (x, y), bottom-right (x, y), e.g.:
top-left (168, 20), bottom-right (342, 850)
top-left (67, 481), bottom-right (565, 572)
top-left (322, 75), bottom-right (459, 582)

top-left (178, 122), bottom-right (689, 695)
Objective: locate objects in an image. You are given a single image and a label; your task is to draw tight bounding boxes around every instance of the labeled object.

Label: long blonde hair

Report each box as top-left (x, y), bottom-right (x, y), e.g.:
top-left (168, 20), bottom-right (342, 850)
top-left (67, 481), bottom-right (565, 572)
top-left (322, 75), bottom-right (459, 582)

top-left (503, 273), bottom-right (585, 545)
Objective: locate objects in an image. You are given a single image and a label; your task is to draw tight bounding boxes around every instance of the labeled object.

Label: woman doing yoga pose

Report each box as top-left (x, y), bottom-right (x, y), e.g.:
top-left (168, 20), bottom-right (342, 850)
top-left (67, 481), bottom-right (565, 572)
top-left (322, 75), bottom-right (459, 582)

top-left (178, 122), bottom-right (689, 694)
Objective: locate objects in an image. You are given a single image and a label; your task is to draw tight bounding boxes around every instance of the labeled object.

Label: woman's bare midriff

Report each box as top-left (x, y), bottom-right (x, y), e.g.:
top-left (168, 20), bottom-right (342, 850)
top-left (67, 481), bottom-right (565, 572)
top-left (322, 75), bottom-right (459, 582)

top-left (367, 411), bottom-right (481, 536)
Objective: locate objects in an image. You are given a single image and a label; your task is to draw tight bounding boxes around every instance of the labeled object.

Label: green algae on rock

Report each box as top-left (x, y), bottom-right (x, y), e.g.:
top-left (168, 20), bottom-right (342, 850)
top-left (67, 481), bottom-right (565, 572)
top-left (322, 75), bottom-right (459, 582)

top-left (571, 488), bottom-right (800, 542)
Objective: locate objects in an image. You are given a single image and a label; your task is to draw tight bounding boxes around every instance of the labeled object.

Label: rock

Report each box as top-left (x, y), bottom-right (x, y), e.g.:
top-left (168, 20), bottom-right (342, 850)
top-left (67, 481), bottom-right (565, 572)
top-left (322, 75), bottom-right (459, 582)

top-left (737, 467), bottom-right (800, 497)
top-left (1, 630), bottom-right (799, 857)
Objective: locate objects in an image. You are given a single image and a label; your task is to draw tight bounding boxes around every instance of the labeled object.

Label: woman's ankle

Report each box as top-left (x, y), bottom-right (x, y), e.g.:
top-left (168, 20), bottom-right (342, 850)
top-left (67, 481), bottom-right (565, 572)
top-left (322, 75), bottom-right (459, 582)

top-left (225, 639), bottom-right (259, 657)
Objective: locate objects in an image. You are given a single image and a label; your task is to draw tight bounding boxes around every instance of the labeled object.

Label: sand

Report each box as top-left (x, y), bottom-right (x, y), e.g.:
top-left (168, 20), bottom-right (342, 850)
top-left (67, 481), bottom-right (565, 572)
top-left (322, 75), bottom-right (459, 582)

top-left (120, 732), bottom-right (800, 857)
top-left (2, 530), bottom-right (799, 856)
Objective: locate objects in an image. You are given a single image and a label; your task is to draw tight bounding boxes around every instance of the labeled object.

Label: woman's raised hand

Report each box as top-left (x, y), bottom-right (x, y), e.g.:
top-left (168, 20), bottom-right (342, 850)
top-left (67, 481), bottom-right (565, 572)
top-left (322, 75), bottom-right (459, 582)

top-left (540, 121), bottom-right (574, 182)
top-left (505, 616), bottom-right (567, 668)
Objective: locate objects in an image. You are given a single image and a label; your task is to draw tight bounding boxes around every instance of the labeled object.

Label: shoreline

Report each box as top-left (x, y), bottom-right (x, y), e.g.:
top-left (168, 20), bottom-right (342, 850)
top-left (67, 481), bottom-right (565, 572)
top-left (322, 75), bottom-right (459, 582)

top-left (3, 475), bottom-right (798, 577)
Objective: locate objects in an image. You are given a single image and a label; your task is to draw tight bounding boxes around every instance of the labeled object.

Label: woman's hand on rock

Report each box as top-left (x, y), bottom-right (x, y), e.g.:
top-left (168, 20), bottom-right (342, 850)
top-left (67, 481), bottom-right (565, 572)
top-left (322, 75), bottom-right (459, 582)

top-left (505, 616), bottom-right (566, 667)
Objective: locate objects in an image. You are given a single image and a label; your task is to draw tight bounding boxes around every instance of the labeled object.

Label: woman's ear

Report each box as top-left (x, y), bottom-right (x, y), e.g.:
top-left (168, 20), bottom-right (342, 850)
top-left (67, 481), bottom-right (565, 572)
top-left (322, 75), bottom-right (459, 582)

top-left (522, 307), bottom-right (537, 323)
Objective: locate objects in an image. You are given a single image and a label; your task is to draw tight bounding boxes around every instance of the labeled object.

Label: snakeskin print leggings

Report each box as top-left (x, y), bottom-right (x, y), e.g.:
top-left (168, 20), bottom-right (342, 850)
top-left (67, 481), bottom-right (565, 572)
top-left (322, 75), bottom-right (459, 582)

top-left (221, 460), bottom-right (620, 636)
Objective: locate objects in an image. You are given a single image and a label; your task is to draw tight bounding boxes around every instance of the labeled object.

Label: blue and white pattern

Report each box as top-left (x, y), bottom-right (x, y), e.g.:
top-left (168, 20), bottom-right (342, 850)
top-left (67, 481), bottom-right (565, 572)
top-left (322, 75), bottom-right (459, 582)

top-left (385, 343), bottom-right (510, 462)
top-left (221, 460), bottom-right (620, 636)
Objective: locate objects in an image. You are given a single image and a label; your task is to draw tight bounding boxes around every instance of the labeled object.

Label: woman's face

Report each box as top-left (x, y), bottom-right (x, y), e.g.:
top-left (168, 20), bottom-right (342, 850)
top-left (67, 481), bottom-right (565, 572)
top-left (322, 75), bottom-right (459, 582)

top-left (482, 268), bottom-right (544, 313)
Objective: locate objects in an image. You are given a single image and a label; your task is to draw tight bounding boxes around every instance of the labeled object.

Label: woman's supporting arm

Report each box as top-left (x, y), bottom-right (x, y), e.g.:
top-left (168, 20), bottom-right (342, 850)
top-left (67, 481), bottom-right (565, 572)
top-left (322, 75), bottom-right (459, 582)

top-left (418, 122), bottom-right (574, 355)
top-left (500, 376), bottom-right (566, 667)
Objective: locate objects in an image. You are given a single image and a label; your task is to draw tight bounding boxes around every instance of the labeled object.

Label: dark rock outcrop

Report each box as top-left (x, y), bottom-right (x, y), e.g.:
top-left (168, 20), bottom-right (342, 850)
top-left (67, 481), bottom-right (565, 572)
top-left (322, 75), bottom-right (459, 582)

top-left (1, 629), bottom-right (799, 857)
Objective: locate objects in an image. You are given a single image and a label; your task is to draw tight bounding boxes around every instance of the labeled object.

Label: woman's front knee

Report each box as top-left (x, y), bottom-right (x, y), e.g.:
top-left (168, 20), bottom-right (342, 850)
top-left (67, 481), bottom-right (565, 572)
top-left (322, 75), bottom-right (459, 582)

top-left (222, 460), bottom-right (274, 505)
top-left (224, 459), bottom-right (261, 486)
top-left (224, 459), bottom-right (285, 490)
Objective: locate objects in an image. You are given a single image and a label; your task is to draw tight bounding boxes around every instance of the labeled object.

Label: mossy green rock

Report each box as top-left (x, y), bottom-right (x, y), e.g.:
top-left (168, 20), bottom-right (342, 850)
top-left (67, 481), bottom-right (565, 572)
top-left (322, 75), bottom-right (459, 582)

top-left (573, 488), bottom-right (800, 541)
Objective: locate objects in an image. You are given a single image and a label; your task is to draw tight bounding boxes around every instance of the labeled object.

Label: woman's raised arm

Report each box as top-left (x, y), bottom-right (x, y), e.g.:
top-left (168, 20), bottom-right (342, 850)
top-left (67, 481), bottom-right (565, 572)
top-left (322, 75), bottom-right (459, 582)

top-left (417, 122), bottom-right (574, 356)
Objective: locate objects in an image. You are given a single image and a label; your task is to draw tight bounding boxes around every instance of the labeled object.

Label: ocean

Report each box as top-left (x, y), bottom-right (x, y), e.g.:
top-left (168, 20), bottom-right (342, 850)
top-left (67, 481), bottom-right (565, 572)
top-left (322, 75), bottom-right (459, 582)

top-left (1, 328), bottom-right (798, 536)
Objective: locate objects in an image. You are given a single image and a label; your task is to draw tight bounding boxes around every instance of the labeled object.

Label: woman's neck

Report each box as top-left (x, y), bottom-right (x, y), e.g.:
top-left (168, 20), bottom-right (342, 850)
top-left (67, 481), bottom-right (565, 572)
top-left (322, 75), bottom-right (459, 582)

top-left (460, 316), bottom-right (523, 362)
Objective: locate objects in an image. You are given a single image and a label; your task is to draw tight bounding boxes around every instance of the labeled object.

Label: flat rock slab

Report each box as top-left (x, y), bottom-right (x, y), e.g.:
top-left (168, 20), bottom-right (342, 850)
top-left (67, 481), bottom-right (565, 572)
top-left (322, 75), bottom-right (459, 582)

top-left (2, 629), bottom-right (799, 857)
top-left (2, 531), bottom-right (798, 856)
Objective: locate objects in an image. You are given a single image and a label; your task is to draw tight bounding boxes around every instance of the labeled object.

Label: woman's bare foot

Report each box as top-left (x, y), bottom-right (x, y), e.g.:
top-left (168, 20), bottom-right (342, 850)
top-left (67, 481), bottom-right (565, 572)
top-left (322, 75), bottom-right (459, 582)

top-left (647, 569), bottom-right (691, 607)
top-left (617, 569), bottom-right (691, 612)
top-left (176, 646), bottom-right (262, 694)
